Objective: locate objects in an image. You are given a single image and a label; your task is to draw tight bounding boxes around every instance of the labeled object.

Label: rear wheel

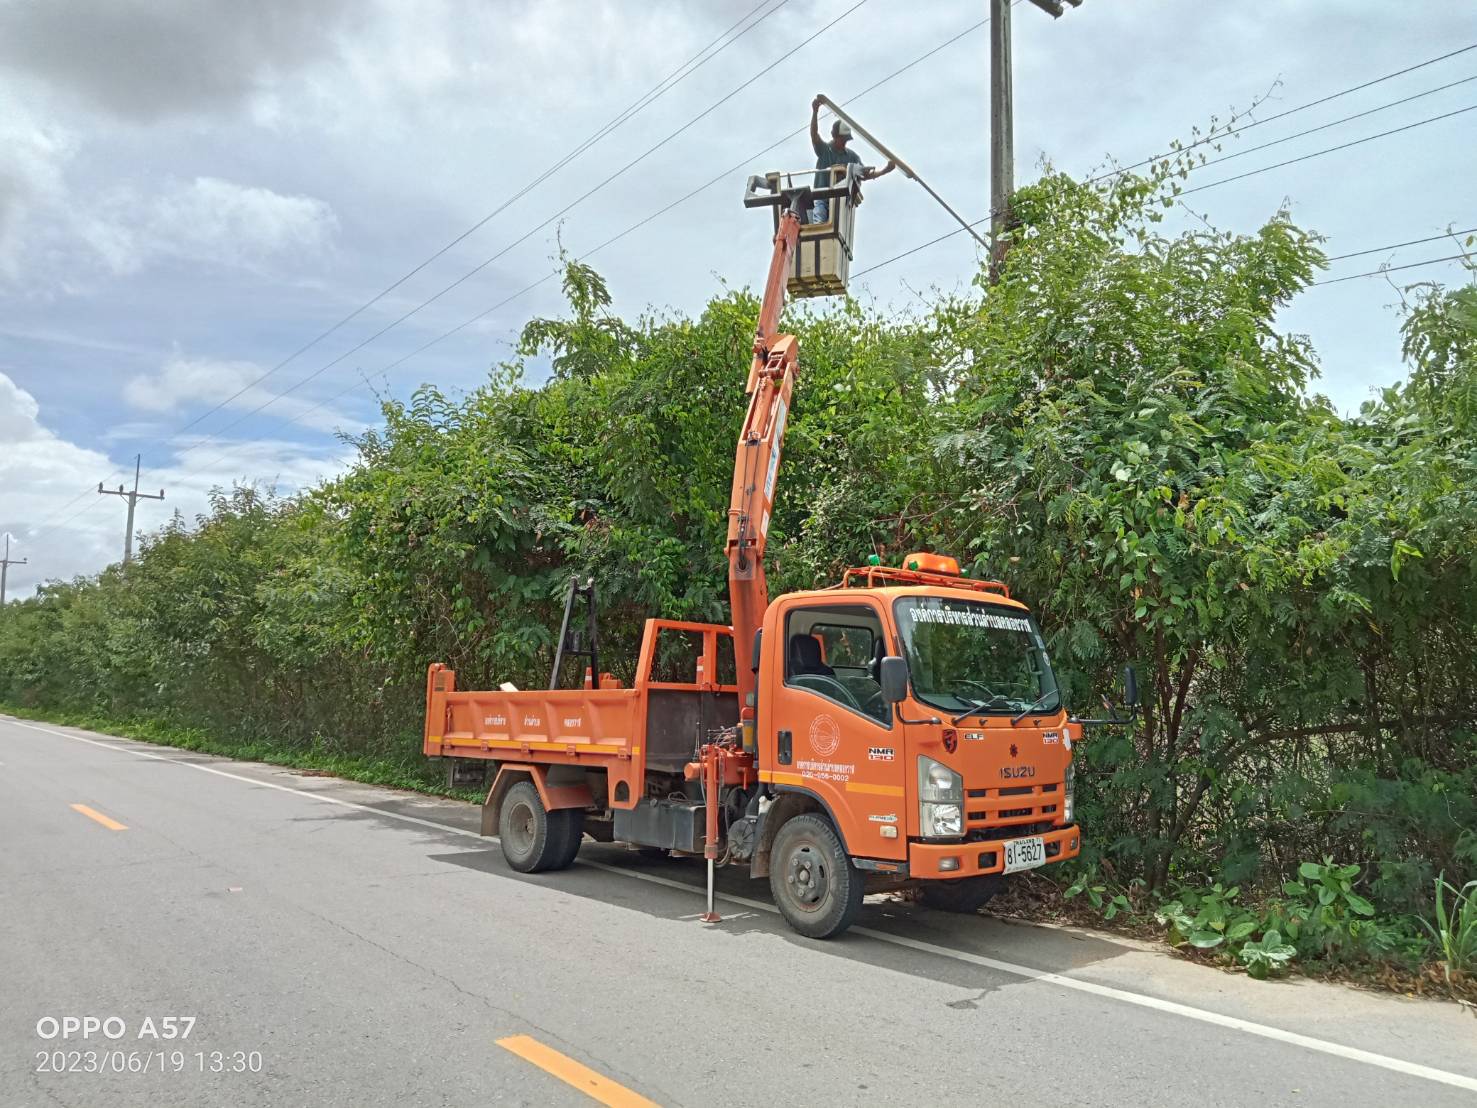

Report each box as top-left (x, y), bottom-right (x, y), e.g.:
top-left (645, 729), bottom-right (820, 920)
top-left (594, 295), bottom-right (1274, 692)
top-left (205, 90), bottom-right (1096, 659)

top-left (919, 875), bottom-right (1002, 914)
top-left (552, 811), bottom-right (585, 869)
top-left (499, 781), bottom-right (580, 873)
top-left (768, 814), bottom-right (865, 939)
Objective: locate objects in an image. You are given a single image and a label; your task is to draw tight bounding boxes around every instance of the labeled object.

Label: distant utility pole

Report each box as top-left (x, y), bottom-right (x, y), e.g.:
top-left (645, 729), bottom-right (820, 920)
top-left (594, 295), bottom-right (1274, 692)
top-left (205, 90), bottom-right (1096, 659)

top-left (0, 533), bottom-right (26, 606)
top-left (990, 0), bottom-right (1082, 281)
top-left (98, 454), bottom-right (165, 565)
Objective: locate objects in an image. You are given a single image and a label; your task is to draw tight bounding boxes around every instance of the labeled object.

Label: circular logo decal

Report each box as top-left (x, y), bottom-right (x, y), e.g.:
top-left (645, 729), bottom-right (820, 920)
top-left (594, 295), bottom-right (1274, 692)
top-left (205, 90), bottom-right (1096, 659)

top-left (808, 714), bottom-right (841, 758)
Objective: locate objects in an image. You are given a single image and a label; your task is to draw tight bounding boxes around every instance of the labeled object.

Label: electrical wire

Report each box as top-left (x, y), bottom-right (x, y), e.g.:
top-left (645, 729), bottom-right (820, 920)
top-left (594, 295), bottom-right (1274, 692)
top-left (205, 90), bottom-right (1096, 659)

top-left (165, 0), bottom-right (873, 466)
top-left (360, 8), bottom-right (1007, 377)
top-left (25, 0), bottom-right (791, 536)
top-left (108, 0), bottom-right (893, 494)
top-left (854, 102), bottom-right (1477, 277)
top-left (1187, 72), bottom-right (1477, 173)
top-left (1310, 252), bottom-right (1472, 286)
top-left (54, 11), bottom-right (1470, 528)
top-left (166, 0), bottom-right (789, 442)
top-left (1179, 102), bottom-right (1477, 196)
top-left (1088, 41), bottom-right (1477, 185)
top-left (1324, 227), bottom-right (1477, 263)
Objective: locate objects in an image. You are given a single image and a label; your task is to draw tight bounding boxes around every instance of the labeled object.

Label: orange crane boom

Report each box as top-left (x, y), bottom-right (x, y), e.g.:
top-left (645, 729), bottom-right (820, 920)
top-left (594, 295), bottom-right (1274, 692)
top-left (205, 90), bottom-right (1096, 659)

top-left (726, 194), bottom-right (806, 714)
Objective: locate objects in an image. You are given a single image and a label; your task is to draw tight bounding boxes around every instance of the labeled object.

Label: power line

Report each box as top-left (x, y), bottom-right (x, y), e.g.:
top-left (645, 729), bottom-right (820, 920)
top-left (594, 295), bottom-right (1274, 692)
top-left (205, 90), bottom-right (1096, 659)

top-left (24, 0), bottom-right (792, 538)
top-left (123, 17), bottom-right (1474, 505)
top-left (165, 0), bottom-right (872, 467)
top-left (166, 0), bottom-right (789, 444)
top-left (121, 0), bottom-right (904, 495)
top-left (1091, 41), bottom-right (1477, 184)
top-left (364, 9), bottom-right (1008, 378)
top-left (1179, 102), bottom-right (1477, 195)
top-left (1311, 252), bottom-right (1472, 286)
top-left (1188, 72), bottom-right (1477, 173)
top-left (1326, 227), bottom-right (1477, 263)
top-left (160, 32), bottom-right (1477, 476)
top-left (855, 101), bottom-right (1477, 277)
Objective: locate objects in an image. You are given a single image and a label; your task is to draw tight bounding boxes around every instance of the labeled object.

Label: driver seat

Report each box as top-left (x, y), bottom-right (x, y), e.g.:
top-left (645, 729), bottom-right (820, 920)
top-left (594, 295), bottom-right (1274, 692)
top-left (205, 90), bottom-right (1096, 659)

top-left (789, 634), bottom-right (834, 678)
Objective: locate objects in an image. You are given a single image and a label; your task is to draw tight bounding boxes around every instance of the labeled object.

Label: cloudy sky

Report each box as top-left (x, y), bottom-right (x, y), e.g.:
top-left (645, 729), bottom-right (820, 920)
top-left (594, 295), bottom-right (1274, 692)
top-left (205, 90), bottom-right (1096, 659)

top-left (1, 0), bottom-right (1473, 601)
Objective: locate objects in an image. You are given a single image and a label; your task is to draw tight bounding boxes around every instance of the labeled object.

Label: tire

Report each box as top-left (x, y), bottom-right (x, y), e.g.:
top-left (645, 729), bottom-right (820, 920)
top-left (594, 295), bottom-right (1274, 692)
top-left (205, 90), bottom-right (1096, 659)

top-left (768, 813), bottom-right (865, 939)
top-left (919, 875), bottom-right (1003, 914)
top-left (552, 810), bottom-right (585, 869)
top-left (499, 780), bottom-right (579, 873)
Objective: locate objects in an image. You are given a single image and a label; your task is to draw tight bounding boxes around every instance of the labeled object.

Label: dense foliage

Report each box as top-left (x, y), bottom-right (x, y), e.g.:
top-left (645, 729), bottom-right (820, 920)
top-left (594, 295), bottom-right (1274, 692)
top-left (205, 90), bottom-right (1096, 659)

top-left (3, 151), bottom-right (1473, 977)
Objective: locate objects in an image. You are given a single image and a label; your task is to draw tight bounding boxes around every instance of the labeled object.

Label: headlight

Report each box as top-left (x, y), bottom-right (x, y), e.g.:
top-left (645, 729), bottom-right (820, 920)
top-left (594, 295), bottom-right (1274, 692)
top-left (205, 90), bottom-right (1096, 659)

top-left (918, 757), bottom-right (962, 803)
top-left (922, 803), bottom-right (962, 837)
top-left (1063, 761), bottom-right (1075, 823)
top-left (919, 757), bottom-right (964, 839)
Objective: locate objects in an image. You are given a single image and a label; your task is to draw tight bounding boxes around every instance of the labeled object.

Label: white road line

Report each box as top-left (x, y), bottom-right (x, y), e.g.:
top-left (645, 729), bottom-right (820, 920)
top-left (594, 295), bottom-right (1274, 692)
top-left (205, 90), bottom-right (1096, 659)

top-left (8, 715), bottom-right (1476, 1095)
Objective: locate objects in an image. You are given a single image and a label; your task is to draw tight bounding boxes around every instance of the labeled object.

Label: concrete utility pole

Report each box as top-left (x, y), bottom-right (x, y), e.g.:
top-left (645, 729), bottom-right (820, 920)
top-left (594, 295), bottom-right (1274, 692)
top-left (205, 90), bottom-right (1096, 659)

top-left (98, 455), bottom-right (165, 565)
top-left (0, 533), bottom-right (26, 606)
top-left (990, 0), bottom-right (1082, 281)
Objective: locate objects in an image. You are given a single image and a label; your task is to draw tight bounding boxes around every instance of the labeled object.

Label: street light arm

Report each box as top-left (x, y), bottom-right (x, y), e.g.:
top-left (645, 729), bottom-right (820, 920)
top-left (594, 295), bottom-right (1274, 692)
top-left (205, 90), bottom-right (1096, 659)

top-left (815, 95), bottom-right (991, 251)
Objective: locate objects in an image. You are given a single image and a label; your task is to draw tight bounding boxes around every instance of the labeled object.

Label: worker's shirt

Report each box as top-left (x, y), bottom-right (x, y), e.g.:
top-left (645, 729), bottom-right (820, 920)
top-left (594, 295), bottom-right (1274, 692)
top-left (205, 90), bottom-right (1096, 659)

top-left (813, 136), bottom-right (861, 190)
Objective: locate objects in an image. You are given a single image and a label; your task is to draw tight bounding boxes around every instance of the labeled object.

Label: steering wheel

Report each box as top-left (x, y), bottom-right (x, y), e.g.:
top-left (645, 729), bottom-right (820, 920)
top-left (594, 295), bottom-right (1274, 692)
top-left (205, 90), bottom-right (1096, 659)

top-left (957, 680), bottom-right (1001, 702)
top-left (791, 673), bottom-right (864, 713)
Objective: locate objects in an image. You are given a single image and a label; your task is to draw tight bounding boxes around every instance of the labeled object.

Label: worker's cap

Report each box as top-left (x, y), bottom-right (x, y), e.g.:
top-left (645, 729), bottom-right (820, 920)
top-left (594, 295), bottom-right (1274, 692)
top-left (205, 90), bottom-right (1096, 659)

top-left (831, 120), bottom-right (853, 139)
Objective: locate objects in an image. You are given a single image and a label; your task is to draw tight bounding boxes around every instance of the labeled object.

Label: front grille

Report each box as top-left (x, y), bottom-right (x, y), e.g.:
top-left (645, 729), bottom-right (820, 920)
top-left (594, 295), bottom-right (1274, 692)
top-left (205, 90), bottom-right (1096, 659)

top-left (963, 780), bottom-right (1065, 833)
top-left (968, 819), bottom-right (1054, 843)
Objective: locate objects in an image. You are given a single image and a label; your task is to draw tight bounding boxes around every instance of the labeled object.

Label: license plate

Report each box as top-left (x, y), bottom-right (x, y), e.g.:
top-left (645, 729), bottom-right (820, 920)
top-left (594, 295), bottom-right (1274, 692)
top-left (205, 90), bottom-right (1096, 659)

top-left (1003, 835), bottom-right (1046, 874)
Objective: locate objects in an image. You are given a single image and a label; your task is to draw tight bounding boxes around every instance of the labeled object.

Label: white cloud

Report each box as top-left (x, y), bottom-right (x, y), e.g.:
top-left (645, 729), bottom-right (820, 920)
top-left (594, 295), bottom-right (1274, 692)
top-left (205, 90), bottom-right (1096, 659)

top-left (142, 177), bottom-right (339, 272)
top-left (0, 372), bottom-right (45, 443)
top-left (71, 176), bottom-right (339, 281)
top-left (122, 352), bottom-right (363, 435)
top-left (0, 86), bottom-right (337, 288)
top-left (0, 111), bottom-right (77, 281)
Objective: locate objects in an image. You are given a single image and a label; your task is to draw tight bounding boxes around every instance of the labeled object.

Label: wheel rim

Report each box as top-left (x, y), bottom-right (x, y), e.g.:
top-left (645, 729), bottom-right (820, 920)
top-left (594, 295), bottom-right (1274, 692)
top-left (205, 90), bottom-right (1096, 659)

top-left (784, 839), bottom-right (829, 913)
top-left (507, 801), bottom-right (536, 855)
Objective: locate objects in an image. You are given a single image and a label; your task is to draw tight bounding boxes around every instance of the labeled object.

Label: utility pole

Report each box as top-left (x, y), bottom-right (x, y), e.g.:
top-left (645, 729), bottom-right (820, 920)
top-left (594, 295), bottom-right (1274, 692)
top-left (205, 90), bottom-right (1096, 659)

top-left (98, 455), bottom-right (165, 565)
top-left (989, 0), bottom-right (1014, 282)
top-left (0, 533), bottom-right (26, 606)
top-left (990, 0), bottom-right (1082, 281)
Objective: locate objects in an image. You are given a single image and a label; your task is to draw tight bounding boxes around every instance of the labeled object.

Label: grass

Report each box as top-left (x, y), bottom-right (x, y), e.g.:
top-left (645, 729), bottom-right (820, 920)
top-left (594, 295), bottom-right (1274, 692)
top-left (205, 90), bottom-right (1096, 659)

top-left (0, 701), bottom-right (487, 804)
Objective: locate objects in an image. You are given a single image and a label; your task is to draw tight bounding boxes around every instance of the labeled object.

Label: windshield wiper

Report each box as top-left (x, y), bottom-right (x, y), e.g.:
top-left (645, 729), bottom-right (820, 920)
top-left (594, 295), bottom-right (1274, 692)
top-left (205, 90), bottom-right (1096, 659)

top-left (951, 696), bottom-right (1013, 724)
top-left (951, 699), bottom-right (990, 724)
top-left (1011, 692), bottom-right (1059, 725)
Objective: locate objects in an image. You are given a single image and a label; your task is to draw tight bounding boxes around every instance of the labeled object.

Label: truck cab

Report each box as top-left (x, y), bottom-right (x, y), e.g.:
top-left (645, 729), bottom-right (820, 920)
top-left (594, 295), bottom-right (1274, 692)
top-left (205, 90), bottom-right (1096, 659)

top-left (750, 553), bottom-right (1080, 935)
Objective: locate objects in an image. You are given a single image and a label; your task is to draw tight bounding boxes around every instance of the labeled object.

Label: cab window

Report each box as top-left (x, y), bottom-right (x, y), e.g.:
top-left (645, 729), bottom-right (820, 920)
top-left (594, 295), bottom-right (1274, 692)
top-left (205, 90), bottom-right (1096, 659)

top-left (783, 604), bottom-right (890, 726)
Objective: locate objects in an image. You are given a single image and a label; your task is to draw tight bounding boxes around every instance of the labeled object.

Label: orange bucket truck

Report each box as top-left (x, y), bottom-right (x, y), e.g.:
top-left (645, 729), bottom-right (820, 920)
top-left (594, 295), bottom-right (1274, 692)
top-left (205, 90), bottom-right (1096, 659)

top-left (424, 155), bottom-right (1136, 938)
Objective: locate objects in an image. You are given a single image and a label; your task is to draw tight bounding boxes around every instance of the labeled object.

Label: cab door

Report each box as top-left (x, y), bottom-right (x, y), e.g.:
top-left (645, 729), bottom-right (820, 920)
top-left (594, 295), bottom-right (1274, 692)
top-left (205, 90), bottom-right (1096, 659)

top-left (762, 598), bottom-right (906, 862)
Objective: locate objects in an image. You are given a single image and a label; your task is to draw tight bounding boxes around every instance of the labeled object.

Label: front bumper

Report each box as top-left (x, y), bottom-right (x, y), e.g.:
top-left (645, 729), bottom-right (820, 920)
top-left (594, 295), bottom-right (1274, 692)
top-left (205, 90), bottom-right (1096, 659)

top-left (908, 823), bottom-right (1080, 880)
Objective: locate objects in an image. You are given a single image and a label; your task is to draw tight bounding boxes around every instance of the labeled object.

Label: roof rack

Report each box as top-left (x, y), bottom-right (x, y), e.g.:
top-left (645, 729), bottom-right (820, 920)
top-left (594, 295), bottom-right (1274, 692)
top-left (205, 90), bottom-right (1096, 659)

top-left (833, 565), bottom-right (1011, 597)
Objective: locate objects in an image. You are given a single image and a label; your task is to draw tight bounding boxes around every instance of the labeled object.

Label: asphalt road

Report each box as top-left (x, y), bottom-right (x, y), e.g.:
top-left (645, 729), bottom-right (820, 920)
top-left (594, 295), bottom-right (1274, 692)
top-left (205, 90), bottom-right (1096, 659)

top-left (3, 714), bottom-right (1474, 1108)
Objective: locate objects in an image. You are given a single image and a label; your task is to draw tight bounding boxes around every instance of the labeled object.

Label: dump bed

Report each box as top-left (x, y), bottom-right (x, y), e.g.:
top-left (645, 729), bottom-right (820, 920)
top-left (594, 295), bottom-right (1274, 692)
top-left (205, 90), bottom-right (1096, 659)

top-left (424, 619), bottom-right (739, 807)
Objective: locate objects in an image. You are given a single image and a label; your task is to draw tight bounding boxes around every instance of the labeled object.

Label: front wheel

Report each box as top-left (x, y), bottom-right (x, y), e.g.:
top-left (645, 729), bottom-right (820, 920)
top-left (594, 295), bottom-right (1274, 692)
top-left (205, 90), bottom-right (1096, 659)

top-left (919, 875), bottom-right (1002, 914)
top-left (768, 814), bottom-right (865, 939)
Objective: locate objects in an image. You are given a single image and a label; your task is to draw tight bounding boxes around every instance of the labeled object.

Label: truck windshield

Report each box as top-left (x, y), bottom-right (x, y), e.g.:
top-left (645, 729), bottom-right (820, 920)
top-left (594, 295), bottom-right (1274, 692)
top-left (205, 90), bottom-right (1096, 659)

top-left (893, 596), bottom-right (1060, 717)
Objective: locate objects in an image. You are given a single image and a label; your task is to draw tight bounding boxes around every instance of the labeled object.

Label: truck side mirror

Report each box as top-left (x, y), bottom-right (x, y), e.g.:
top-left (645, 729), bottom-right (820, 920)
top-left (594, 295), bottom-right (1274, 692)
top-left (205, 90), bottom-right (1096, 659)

top-left (879, 656), bottom-right (908, 703)
top-left (1123, 664), bottom-right (1139, 708)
